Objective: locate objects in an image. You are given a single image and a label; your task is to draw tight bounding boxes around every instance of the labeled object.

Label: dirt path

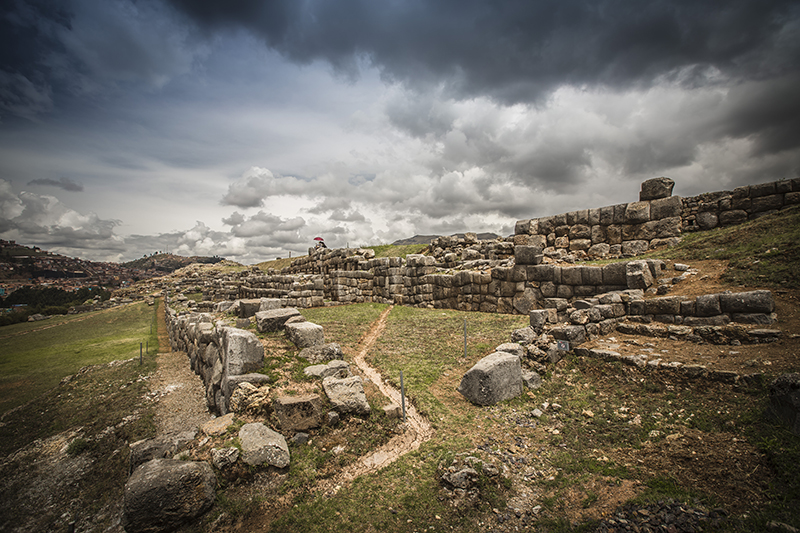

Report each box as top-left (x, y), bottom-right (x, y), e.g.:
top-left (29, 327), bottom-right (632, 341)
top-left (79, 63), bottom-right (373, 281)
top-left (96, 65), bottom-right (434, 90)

top-left (148, 299), bottom-right (211, 435)
top-left (315, 305), bottom-right (435, 496)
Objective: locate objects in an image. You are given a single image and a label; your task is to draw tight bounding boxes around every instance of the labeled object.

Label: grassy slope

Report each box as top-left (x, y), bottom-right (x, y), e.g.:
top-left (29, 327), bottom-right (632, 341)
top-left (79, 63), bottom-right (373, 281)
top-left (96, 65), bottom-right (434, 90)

top-left (0, 301), bottom-right (158, 414)
top-left (648, 204), bottom-right (800, 289)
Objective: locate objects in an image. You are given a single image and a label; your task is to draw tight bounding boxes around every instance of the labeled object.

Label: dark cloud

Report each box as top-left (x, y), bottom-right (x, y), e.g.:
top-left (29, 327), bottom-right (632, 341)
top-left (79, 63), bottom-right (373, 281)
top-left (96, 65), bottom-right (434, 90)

top-left (165, 0), bottom-right (800, 104)
top-left (27, 176), bottom-right (84, 191)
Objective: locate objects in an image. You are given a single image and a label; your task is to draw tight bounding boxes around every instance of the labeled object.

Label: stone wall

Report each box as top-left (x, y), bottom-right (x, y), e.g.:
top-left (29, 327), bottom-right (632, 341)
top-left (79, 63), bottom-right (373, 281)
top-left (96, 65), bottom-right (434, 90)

top-left (512, 176), bottom-right (800, 260)
top-left (681, 177), bottom-right (800, 231)
top-left (530, 288), bottom-right (777, 347)
top-left (165, 303), bottom-right (268, 415)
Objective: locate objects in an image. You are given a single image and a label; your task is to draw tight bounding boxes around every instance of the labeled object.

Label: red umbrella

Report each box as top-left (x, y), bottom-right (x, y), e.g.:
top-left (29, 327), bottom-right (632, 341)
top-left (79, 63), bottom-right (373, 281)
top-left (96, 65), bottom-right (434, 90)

top-left (314, 237), bottom-right (324, 241)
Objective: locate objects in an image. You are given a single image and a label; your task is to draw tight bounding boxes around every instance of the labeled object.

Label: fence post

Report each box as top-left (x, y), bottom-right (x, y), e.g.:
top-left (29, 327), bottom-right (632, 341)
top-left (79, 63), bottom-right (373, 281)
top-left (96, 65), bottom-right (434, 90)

top-left (400, 371), bottom-right (406, 423)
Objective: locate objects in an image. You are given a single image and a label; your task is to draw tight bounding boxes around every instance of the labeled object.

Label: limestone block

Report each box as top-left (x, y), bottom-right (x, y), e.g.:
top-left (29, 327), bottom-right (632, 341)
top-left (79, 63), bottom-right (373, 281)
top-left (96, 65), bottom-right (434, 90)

top-left (696, 212), bottom-right (719, 230)
top-left (639, 177), bottom-right (675, 200)
top-left (588, 243), bottom-right (611, 258)
top-left (569, 239), bottom-right (591, 251)
top-left (750, 182), bottom-right (777, 197)
top-left (273, 394), bottom-right (324, 431)
top-left (128, 431), bottom-right (198, 472)
top-left (625, 201), bottom-right (651, 224)
top-left (551, 325), bottom-right (587, 345)
top-left (649, 195), bottom-right (682, 219)
top-left (644, 296), bottom-right (681, 315)
top-left (569, 224), bottom-right (591, 240)
top-left (513, 287), bottom-right (543, 315)
top-left (223, 328), bottom-right (264, 376)
top-left (515, 219), bottom-right (534, 235)
top-left (599, 205), bottom-right (615, 225)
top-left (255, 307), bottom-right (302, 333)
top-left (228, 382), bottom-right (271, 415)
top-left (719, 290), bottom-right (774, 314)
top-left (239, 423), bottom-right (290, 467)
top-left (286, 321), bottom-right (324, 349)
top-left (514, 245), bottom-right (544, 265)
top-left (751, 194), bottom-right (784, 213)
top-left (583, 266), bottom-right (603, 286)
top-left (323, 376), bottom-right (371, 415)
top-left (123, 459), bottom-right (216, 533)
top-left (626, 260), bottom-right (654, 290)
top-left (602, 262), bottom-right (628, 286)
top-left (222, 373), bottom-right (271, 400)
top-left (457, 352), bottom-right (523, 406)
top-left (259, 298), bottom-right (283, 311)
top-left (561, 266), bottom-right (583, 285)
top-left (297, 342), bottom-right (344, 363)
top-left (304, 359), bottom-right (351, 379)
top-left (527, 264), bottom-right (554, 282)
top-left (530, 309), bottom-right (550, 332)
top-left (621, 240), bottom-right (649, 257)
top-left (238, 299), bottom-right (262, 318)
top-left (695, 294), bottom-right (721, 317)
top-left (719, 210), bottom-right (748, 226)
top-left (767, 373), bottom-right (800, 436)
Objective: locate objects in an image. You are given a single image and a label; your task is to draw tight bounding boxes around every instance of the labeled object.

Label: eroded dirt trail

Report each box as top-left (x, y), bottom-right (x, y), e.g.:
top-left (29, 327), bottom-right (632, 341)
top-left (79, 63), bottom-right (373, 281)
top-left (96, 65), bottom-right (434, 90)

top-left (149, 298), bottom-right (210, 435)
top-left (316, 305), bottom-right (435, 495)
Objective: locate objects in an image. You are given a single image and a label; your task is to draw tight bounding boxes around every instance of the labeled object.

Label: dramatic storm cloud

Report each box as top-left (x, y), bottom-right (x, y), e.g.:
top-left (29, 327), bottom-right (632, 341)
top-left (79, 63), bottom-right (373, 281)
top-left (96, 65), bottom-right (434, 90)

top-left (1, 0), bottom-right (798, 262)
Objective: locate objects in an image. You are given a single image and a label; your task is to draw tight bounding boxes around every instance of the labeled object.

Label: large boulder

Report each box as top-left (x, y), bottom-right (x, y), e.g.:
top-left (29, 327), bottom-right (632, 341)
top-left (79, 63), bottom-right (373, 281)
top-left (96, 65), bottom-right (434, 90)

top-left (238, 423), bottom-right (290, 468)
top-left (297, 342), bottom-right (344, 363)
top-left (640, 177), bottom-right (675, 201)
top-left (273, 394), bottom-right (324, 431)
top-left (222, 328), bottom-right (264, 376)
top-left (128, 431), bottom-right (198, 472)
top-left (255, 307), bottom-right (302, 333)
top-left (286, 321), bottom-right (324, 349)
top-left (122, 459), bottom-right (216, 533)
top-left (767, 373), bottom-right (800, 436)
top-left (457, 352), bottom-right (523, 406)
top-left (322, 376), bottom-right (371, 415)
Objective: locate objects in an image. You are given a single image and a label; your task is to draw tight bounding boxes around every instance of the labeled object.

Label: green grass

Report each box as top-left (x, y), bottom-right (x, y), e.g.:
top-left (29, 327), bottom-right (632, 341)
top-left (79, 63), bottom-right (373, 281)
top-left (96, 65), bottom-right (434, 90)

top-left (0, 301), bottom-right (159, 414)
top-left (302, 302), bottom-right (389, 353)
top-left (647, 205), bottom-right (800, 288)
top-left (366, 244), bottom-right (429, 259)
top-left (369, 306), bottom-right (529, 422)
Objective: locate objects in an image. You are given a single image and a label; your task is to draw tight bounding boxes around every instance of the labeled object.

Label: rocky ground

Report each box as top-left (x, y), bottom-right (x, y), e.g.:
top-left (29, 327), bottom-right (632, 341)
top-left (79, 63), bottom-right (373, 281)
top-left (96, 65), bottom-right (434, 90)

top-left (0, 258), bottom-right (797, 533)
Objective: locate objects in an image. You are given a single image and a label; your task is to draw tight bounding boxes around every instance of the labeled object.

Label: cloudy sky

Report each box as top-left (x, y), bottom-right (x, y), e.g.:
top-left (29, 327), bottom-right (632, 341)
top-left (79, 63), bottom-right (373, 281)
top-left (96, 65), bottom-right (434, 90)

top-left (1, 0), bottom-right (799, 264)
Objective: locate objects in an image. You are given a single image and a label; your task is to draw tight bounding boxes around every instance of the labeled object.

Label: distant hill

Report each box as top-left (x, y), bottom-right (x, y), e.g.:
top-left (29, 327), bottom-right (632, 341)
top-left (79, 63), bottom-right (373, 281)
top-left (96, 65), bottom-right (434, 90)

top-left (391, 233), bottom-right (500, 245)
top-left (120, 253), bottom-right (224, 273)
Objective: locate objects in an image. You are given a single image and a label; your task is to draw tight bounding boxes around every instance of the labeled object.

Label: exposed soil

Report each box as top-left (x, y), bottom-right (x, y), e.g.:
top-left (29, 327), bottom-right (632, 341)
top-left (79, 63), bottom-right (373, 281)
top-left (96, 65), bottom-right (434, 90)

top-left (148, 306), bottom-right (211, 436)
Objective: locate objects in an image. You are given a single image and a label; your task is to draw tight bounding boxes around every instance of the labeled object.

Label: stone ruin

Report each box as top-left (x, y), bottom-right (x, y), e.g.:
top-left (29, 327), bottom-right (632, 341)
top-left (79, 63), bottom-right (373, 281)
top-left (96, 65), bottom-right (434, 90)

top-left (125, 176), bottom-right (798, 530)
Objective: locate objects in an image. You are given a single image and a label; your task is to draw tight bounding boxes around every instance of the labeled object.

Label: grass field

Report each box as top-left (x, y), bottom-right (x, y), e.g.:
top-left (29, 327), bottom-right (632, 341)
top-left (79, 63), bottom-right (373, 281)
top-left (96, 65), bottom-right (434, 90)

top-left (0, 301), bottom-right (159, 414)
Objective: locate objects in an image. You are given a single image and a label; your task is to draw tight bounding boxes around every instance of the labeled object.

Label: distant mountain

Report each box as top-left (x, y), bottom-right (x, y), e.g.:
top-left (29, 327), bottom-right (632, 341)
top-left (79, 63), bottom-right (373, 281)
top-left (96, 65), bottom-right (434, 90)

top-left (391, 233), bottom-right (500, 245)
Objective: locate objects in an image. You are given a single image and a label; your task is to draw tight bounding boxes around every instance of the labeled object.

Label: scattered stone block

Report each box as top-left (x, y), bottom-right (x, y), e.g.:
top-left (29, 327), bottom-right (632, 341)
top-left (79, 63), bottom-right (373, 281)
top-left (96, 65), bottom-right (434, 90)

top-left (297, 342), bottom-right (344, 363)
top-left (304, 359), bottom-right (351, 379)
top-left (238, 423), bottom-right (290, 468)
top-left (286, 321), bottom-right (324, 349)
top-left (522, 370), bottom-right (542, 389)
top-left (255, 307), bottom-right (302, 333)
top-left (323, 376), bottom-right (371, 415)
top-left (237, 298), bottom-right (262, 318)
top-left (457, 352), bottom-right (523, 406)
top-left (273, 394), bottom-right (323, 431)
